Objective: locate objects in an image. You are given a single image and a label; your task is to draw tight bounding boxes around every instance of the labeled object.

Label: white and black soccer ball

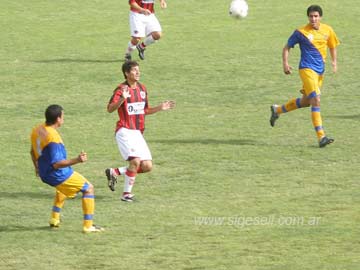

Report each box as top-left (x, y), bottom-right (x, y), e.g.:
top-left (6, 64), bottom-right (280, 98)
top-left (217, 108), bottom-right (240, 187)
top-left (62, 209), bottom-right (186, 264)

top-left (229, 0), bottom-right (248, 19)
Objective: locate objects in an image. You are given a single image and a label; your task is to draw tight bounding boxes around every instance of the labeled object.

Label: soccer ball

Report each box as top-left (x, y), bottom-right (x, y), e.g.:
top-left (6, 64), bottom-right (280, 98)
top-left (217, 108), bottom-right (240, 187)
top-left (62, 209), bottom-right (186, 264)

top-left (229, 0), bottom-right (248, 19)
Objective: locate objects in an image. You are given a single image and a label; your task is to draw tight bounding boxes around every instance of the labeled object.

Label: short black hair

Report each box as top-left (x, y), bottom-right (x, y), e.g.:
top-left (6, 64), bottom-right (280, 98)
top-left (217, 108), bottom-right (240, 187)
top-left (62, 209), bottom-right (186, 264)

top-left (45, 104), bottom-right (63, 125)
top-left (122, 60), bottom-right (139, 79)
top-left (307, 5), bottom-right (323, 17)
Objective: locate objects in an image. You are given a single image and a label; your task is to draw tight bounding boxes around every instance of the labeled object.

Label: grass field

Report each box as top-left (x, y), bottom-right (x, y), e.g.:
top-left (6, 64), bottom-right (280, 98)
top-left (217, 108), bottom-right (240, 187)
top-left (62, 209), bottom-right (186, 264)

top-left (1, 0), bottom-right (359, 269)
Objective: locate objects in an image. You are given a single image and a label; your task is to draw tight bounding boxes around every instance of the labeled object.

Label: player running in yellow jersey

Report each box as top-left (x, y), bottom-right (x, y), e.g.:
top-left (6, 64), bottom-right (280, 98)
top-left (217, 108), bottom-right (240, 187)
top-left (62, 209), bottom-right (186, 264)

top-left (30, 104), bottom-right (104, 233)
top-left (270, 5), bottom-right (340, 148)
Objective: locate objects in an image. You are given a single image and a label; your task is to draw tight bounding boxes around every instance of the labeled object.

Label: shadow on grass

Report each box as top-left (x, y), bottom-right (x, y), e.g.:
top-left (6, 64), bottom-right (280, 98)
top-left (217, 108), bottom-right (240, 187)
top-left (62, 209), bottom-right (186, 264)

top-left (32, 59), bottom-right (123, 64)
top-left (330, 114), bottom-right (360, 121)
top-left (0, 225), bottom-right (56, 233)
top-left (148, 138), bottom-right (258, 146)
top-left (0, 192), bottom-right (107, 200)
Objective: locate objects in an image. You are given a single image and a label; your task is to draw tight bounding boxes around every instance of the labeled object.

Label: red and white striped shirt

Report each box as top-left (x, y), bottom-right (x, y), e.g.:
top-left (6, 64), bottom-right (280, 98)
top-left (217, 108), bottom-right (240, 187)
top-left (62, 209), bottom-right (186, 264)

top-left (109, 82), bottom-right (149, 133)
top-left (129, 0), bottom-right (155, 14)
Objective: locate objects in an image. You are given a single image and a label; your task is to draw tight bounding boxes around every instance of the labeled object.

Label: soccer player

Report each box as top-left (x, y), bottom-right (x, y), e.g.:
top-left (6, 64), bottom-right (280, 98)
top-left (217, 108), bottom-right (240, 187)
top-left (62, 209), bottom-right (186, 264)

top-left (124, 0), bottom-right (167, 61)
top-left (269, 5), bottom-right (340, 148)
top-left (30, 105), bottom-right (104, 233)
top-left (105, 61), bottom-right (175, 202)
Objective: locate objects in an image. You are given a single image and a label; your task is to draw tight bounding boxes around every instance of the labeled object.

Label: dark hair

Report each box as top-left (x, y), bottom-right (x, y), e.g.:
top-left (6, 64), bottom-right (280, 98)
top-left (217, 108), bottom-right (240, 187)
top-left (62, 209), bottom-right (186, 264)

top-left (122, 60), bottom-right (139, 79)
top-left (307, 5), bottom-right (323, 16)
top-left (45, 104), bottom-right (63, 125)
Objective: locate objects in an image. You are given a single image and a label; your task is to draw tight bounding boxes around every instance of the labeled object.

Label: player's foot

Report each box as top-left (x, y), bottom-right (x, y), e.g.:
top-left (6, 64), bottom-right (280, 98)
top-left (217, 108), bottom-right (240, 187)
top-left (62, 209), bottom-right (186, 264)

top-left (105, 168), bottom-right (117, 192)
top-left (83, 224), bottom-right (105, 233)
top-left (121, 193), bottom-right (135, 202)
top-left (319, 136), bottom-right (334, 148)
top-left (136, 44), bottom-right (145, 60)
top-left (124, 53), bottom-right (132, 61)
top-left (49, 218), bottom-right (60, 228)
top-left (270, 105), bottom-right (279, 127)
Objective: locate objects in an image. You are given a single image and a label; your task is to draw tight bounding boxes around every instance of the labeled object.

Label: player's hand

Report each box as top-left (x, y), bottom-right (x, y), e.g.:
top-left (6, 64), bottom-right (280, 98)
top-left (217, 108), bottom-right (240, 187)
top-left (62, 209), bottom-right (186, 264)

top-left (160, 0), bottom-right (167, 9)
top-left (78, 151), bottom-right (87, 163)
top-left (121, 86), bottom-right (131, 99)
top-left (141, 9), bottom-right (151, 15)
top-left (283, 64), bottom-right (292, 75)
top-left (161, 100), bottom-right (176, 111)
top-left (332, 61), bottom-right (337, 73)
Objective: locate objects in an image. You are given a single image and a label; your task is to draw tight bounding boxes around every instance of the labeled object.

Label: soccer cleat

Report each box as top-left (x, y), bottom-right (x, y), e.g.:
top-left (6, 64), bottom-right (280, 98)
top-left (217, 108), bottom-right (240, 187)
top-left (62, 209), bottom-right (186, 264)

top-left (49, 218), bottom-right (60, 228)
top-left (136, 44), bottom-right (145, 60)
top-left (124, 53), bottom-right (132, 62)
top-left (83, 224), bottom-right (105, 233)
top-left (121, 193), bottom-right (135, 202)
top-left (319, 136), bottom-right (334, 148)
top-left (105, 168), bottom-right (117, 192)
top-left (270, 105), bottom-right (279, 127)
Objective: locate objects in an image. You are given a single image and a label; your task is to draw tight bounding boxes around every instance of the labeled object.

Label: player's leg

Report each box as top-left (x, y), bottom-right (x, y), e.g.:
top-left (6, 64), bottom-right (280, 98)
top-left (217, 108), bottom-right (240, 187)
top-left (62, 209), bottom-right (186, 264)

top-left (302, 69), bottom-right (333, 147)
top-left (57, 172), bottom-right (104, 232)
top-left (136, 14), bottom-right (162, 60)
top-left (309, 96), bottom-right (333, 147)
top-left (49, 190), bottom-right (67, 227)
top-left (270, 97), bottom-right (303, 126)
top-left (126, 12), bottom-right (145, 61)
top-left (125, 37), bottom-right (141, 61)
top-left (122, 157), bottom-right (140, 202)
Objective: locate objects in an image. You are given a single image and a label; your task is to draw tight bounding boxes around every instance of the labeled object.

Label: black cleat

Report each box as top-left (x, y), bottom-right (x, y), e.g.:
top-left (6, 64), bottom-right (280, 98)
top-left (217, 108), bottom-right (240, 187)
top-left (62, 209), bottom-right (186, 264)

top-left (136, 44), bottom-right (145, 60)
top-left (319, 136), bottom-right (334, 148)
top-left (270, 105), bottom-right (279, 127)
top-left (121, 193), bottom-right (135, 202)
top-left (124, 53), bottom-right (132, 61)
top-left (105, 168), bottom-right (117, 191)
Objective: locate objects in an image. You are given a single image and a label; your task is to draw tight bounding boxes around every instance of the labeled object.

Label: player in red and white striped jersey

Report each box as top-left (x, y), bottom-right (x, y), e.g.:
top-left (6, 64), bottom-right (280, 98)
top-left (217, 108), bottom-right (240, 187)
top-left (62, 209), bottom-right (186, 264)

top-left (105, 61), bottom-right (175, 202)
top-left (124, 0), bottom-right (167, 61)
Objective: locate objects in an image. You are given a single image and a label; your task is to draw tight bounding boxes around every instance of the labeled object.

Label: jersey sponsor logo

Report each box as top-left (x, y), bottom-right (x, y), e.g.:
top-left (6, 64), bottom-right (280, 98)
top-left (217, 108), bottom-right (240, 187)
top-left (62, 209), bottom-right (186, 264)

top-left (142, 0), bottom-right (155, 3)
top-left (127, 102), bottom-right (145, 115)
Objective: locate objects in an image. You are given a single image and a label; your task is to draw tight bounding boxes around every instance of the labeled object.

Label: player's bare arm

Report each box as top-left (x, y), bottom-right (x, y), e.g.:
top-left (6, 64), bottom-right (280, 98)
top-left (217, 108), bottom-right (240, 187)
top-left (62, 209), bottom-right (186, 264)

top-left (107, 87), bottom-right (131, 113)
top-left (282, 45), bottom-right (292, 75)
top-left (329, 47), bottom-right (337, 73)
top-left (145, 100), bottom-right (176, 115)
top-left (52, 151), bottom-right (87, 169)
top-left (30, 147), bottom-right (39, 176)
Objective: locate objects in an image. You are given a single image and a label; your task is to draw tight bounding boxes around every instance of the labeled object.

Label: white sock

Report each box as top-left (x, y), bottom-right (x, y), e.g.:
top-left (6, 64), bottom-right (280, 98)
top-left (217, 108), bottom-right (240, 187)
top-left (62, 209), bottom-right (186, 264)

top-left (143, 35), bottom-right (156, 47)
top-left (126, 41), bottom-right (136, 54)
top-left (124, 170), bottom-right (136, 193)
top-left (117, 167), bottom-right (127, 175)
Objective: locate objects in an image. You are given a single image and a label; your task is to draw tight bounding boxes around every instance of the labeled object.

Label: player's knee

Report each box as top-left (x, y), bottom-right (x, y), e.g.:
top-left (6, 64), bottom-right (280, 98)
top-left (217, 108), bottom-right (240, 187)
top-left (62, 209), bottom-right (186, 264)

top-left (84, 183), bottom-right (94, 195)
top-left (141, 161), bottom-right (153, 173)
top-left (310, 97), bottom-right (321, 107)
top-left (129, 157), bottom-right (141, 171)
top-left (152, 32), bottom-right (162, 40)
top-left (131, 37), bottom-right (141, 45)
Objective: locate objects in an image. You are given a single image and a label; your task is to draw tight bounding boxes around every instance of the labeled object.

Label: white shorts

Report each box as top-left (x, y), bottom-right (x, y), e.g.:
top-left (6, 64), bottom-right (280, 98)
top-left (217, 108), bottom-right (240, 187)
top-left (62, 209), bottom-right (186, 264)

top-left (129, 11), bottom-right (162, 37)
top-left (115, 127), bottom-right (152, 161)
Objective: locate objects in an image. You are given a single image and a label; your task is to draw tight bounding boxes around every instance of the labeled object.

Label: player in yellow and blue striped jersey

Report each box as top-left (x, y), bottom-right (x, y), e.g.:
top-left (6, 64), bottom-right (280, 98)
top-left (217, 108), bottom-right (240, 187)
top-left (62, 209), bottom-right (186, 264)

top-left (270, 5), bottom-right (340, 148)
top-left (30, 104), bottom-right (104, 233)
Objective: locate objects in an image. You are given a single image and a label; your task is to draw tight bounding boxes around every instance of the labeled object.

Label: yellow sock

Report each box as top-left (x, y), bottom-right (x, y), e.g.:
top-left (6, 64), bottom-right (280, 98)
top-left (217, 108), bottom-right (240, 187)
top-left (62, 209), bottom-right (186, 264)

top-left (82, 194), bottom-right (95, 228)
top-left (311, 106), bottom-right (325, 140)
top-left (51, 190), bottom-right (66, 220)
top-left (277, 98), bottom-right (301, 114)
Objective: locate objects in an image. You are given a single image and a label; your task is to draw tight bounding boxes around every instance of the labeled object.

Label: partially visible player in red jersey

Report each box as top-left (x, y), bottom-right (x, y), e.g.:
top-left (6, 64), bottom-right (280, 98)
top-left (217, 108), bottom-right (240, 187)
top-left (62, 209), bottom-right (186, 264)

top-left (124, 0), bottom-right (167, 61)
top-left (105, 61), bottom-right (175, 202)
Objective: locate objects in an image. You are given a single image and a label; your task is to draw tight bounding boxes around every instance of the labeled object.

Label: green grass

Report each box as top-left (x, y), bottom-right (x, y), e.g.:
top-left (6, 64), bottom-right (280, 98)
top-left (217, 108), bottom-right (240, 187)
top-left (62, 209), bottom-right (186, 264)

top-left (1, 0), bottom-right (360, 269)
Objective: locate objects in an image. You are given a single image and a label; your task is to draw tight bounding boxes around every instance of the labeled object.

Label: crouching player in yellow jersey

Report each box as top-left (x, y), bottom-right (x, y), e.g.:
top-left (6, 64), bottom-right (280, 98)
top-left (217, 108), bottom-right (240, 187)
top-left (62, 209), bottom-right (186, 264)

top-left (30, 104), bottom-right (104, 233)
top-left (270, 5), bottom-right (340, 148)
